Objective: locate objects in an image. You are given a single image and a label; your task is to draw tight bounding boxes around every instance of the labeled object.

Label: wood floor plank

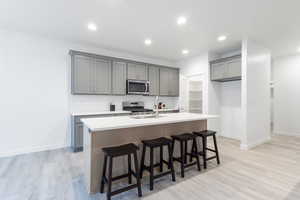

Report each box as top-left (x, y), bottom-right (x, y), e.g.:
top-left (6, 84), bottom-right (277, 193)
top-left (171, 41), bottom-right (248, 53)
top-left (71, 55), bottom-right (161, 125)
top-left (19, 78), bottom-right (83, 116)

top-left (0, 135), bottom-right (299, 200)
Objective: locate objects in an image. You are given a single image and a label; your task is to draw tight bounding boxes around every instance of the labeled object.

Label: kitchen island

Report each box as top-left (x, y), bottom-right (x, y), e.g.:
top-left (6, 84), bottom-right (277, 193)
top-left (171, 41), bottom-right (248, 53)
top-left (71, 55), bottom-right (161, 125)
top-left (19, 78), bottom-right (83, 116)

top-left (81, 112), bottom-right (218, 194)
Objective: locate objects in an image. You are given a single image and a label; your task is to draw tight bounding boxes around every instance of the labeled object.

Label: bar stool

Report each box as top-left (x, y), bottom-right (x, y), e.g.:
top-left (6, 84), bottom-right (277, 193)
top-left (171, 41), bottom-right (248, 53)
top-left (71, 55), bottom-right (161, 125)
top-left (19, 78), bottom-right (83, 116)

top-left (140, 137), bottom-right (176, 190)
top-left (192, 130), bottom-right (220, 169)
top-left (100, 143), bottom-right (142, 200)
top-left (171, 133), bottom-right (201, 178)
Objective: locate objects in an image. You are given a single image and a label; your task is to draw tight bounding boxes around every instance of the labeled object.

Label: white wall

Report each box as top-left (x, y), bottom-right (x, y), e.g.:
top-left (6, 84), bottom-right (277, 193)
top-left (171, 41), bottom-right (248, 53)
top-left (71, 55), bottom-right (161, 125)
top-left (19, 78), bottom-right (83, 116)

top-left (177, 53), bottom-right (220, 132)
top-left (219, 81), bottom-right (242, 140)
top-left (273, 54), bottom-right (300, 136)
top-left (0, 29), bottom-right (178, 157)
top-left (241, 39), bottom-right (271, 149)
top-left (208, 50), bottom-right (242, 139)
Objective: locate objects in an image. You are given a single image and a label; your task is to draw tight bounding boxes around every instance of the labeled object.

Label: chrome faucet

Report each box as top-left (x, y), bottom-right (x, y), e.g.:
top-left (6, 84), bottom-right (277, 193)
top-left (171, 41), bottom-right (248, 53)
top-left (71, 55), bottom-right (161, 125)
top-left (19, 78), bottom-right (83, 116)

top-left (155, 96), bottom-right (159, 118)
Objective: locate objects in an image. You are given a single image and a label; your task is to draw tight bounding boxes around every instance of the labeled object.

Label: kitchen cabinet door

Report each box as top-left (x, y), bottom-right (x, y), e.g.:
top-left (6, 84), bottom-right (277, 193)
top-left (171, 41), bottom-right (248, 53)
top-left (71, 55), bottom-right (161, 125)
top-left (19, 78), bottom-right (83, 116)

top-left (112, 61), bottom-right (126, 95)
top-left (169, 68), bottom-right (179, 96)
top-left (127, 63), bottom-right (148, 80)
top-left (148, 66), bottom-right (159, 96)
top-left (136, 63), bottom-right (148, 80)
top-left (72, 55), bottom-right (93, 94)
top-left (159, 67), bottom-right (179, 96)
top-left (94, 58), bottom-right (112, 94)
top-left (74, 123), bottom-right (84, 151)
top-left (159, 67), bottom-right (170, 96)
top-left (226, 59), bottom-right (241, 78)
top-left (211, 62), bottom-right (227, 80)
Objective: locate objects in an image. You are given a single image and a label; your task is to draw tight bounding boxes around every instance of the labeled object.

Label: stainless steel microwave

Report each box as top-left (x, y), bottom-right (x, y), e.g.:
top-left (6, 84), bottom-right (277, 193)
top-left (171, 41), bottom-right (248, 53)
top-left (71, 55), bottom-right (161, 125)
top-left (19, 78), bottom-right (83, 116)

top-left (127, 79), bottom-right (150, 95)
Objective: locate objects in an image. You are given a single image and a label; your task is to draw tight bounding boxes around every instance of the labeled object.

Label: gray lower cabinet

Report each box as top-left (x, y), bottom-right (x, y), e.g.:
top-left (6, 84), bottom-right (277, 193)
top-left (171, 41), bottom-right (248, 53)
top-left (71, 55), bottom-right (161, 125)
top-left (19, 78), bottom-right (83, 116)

top-left (210, 55), bottom-right (241, 82)
top-left (148, 66), bottom-right (159, 96)
top-left (127, 62), bottom-right (148, 80)
top-left (112, 61), bottom-right (126, 95)
top-left (71, 113), bottom-right (130, 152)
top-left (159, 67), bottom-right (179, 96)
top-left (71, 54), bottom-right (112, 94)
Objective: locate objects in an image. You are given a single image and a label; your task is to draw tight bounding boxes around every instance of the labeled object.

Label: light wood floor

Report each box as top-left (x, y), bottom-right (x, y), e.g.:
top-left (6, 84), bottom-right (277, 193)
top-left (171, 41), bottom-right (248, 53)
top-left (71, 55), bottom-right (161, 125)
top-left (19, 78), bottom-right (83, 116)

top-left (1, 135), bottom-right (299, 200)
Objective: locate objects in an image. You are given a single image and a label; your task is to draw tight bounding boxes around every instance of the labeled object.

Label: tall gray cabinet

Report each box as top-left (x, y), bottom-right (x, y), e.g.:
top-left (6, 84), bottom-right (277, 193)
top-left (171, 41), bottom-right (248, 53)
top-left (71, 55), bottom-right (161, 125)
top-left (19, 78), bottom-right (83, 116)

top-left (94, 58), bottom-right (112, 94)
top-left (112, 61), bottom-right (126, 95)
top-left (72, 55), bottom-right (92, 94)
top-left (159, 67), bottom-right (179, 96)
top-left (148, 65), bottom-right (160, 96)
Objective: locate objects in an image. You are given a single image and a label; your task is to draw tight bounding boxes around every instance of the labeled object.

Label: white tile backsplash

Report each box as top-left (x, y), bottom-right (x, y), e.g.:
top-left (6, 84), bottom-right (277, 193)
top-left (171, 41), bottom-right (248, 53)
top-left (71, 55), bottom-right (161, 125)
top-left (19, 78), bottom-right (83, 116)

top-left (69, 94), bottom-right (179, 113)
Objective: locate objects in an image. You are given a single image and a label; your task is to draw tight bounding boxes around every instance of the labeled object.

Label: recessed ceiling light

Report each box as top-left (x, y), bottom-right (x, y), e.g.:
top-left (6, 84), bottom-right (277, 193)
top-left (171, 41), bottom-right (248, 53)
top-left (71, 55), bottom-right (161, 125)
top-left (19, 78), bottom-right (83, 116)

top-left (182, 49), bottom-right (189, 55)
top-left (144, 39), bottom-right (152, 46)
top-left (217, 35), bottom-right (227, 42)
top-left (177, 16), bottom-right (187, 25)
top-left (87, 23), bottom-right (97, 31)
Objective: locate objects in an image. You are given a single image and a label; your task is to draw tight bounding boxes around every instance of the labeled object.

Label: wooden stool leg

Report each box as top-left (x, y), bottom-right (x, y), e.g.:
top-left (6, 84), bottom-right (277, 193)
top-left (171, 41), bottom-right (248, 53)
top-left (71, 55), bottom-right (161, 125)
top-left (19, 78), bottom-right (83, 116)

top-left (189, 140), bottom-right (195, 162)
top-left (128, 154), bottom-right (132, 184)
top-left (100, 155), bottom-right (107, 193)
top-left (133, 152), bottom-right (142, 197)
top-left (150, 147), bottom-right (154, 190)
top-left (160, 146), bottom-right (163, 172)
top-left (168, 143), bottom-right (176, 182)
top-left (213, 135), bottom-right (220, 164)
top-left (202, 136), bottom-right (207, 169)
top-left (140, 144), bottom-right (146, 178)
top-left (180, 140), bottom-right (185, 178)
top-left (193, 139), bottom-right (201, 171)
top-left (184, 141), bottom-right (188, 164)
top-left (169, 139), bottom-right (175, 169)
top-left (107, 156), bottom-right (113, 200)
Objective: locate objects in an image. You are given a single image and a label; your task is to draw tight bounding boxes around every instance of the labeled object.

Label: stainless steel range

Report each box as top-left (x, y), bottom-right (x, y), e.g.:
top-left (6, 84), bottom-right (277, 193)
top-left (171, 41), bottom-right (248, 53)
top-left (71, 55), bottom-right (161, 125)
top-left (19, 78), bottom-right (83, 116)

top-left (122, 101), bottom-right (153, 113)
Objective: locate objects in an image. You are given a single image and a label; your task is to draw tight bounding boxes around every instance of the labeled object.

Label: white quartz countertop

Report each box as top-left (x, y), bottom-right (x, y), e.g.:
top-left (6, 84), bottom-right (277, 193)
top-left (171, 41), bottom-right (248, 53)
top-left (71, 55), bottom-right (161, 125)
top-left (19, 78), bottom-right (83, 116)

top-left (71, 110), bottom-right (131, 116)
top-left (81, 112), bottom-right (218, 132)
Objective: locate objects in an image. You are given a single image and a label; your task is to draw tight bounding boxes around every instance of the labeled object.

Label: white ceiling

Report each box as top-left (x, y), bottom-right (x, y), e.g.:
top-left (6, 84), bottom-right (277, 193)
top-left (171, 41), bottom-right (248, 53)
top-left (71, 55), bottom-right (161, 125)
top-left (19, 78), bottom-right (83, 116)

top-left (0, 0), bottom-right (300, 61)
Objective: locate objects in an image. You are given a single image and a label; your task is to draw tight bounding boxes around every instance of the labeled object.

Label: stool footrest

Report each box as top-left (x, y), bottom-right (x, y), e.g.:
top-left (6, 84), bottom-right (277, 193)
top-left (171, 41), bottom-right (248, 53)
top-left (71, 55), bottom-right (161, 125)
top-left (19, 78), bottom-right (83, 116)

top-left (153, 170), bottom-right (173, 179)
top-left (142, 160), bottom-right (170, 172)
top-left (184, 161), bottom-right (197, 168)
top-left (112, 173), bottom-right (130, 181)
top-left (206, 156), bottom-right (217, 161)
top-left (206, 148), bottom-right (216, 152)
top-left (111, 184), bottom-right (138, 196)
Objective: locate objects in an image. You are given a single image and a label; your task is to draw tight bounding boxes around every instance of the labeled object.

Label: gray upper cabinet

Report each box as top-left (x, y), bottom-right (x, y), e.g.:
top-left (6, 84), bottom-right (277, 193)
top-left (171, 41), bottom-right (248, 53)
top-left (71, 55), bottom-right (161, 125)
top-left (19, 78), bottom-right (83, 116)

top-left (70, 50), bottom-right (179, 96)
top-left (159, 68), bottom-right (169, 96)
top-left (71, 53), bottom-right (112, 94)
top-left (93, 58), bottom-right (112, 94)
top-left (210, 55), bottom-right (241, 82)
top-left (148, 66), bottom-right (159, 96)
top-left (112, 61), bottom-right (126, 95)
top-left (127, 63), bottom-right (148, 80)
top-left (159, 67), bottom-right (179, 97)
top-left (226, 59), bottom-right (241, 78)
top-left (211, 62), bottom-right (227, 80)
top-left (72, 55), bottom-right (93, 94)
top-left (169, 68), bottom-right (179, 96)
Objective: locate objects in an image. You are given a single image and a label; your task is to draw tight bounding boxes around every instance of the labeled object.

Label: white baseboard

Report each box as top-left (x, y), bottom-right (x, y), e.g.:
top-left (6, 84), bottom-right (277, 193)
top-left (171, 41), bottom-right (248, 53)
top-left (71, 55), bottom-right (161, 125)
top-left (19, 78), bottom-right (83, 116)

top-left (273, 131), bottom-right (300, 137)
top-left (240, 136), bottom-right (271, 150)
top-left (0, 143), bottom-right (68, 158)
